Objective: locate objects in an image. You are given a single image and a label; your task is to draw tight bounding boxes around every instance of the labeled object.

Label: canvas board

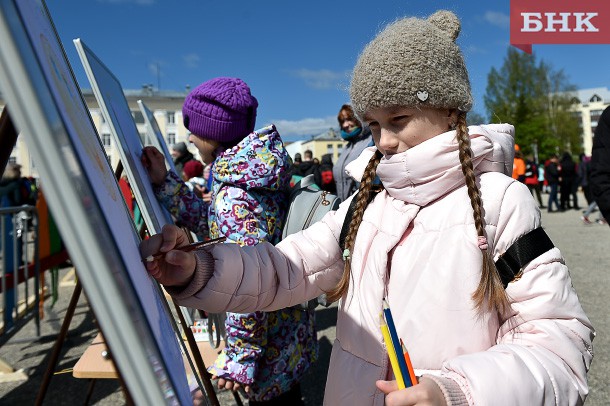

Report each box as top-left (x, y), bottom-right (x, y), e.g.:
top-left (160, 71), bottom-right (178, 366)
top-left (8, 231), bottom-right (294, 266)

top-left (0, 1), bottom-right (192, 403)
top-left (75, 38), bottom-right (202, 345)
top-left (138, 99), bottom-right (177, 174)
top-left (74, 38), bottom-right (171, 235)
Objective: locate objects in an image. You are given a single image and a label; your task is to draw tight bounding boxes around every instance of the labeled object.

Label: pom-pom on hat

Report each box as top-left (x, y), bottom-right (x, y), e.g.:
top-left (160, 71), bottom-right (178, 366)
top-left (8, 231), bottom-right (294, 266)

top-left (183, 77), bottom-right (258, 144)
top-left (183, 160), bottom-right (204, 179)
top-left (350, 10), bottom-right (473, 118)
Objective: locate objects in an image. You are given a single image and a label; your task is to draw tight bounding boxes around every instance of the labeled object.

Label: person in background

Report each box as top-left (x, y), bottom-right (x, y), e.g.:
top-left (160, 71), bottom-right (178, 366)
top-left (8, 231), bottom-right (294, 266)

top-left (182, 160), bottom-right (211, 202)
top-left (333, 104), bottom-right (372, 201)
top-left (524, 154), bottom-right (545, 208)
top-left (578, 153), bottom-right (592, 207)
top-left (290, 149), bottom-right (320, 187)
top-left (545, 154), bottom-right (561, 212)
top-left (315, 153), bottom-right (337, 194)
top-left (0, 163), bottom-right (25, 207)
top-left (142, 77), bottom-right (317, 405)
top-left (141, 11), bottom-right (594, 405)
top-left (539, 161), bottom-right (548, 193)
top-left (171, 141), bottom-right (196, 179)
top-left (590, 105), bottom-right (610, 224)
top-left (512, 144), bottom-right (526, 183)
top-left (559, 151), bottom-right (579, 210)
top-left (293, 152), bottom-right (302, 165)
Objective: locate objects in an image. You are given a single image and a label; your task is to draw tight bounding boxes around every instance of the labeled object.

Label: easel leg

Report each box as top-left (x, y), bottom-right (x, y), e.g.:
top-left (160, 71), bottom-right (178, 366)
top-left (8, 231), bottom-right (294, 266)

top-left (83, 378), bottom-right (96, 405)
top-left (174, 299), bottom-right (221, 406)
top-left (35, 279), bottom-right (82, 406)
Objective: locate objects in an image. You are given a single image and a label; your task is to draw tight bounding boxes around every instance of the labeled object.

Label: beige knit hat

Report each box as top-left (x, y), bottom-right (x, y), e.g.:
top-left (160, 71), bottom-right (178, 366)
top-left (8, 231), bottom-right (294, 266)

top-left (350, 10), bottom-right (473, 118)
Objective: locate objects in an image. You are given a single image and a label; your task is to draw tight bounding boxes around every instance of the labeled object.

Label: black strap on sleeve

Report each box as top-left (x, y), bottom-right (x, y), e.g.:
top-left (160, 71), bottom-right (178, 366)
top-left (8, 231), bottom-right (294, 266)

top-left (494, 227), bottom-right (555, 288)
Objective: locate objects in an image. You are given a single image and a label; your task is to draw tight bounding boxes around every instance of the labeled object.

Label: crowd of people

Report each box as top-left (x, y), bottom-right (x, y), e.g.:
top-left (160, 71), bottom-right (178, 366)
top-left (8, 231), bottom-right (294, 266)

top-left (512, 145), bottom-right (608, 224)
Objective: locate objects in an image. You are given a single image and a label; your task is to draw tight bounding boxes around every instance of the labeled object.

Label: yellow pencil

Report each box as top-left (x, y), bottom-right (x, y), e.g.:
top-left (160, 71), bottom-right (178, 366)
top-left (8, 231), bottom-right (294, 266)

top-left (380, 313), bottom-right (405, 390)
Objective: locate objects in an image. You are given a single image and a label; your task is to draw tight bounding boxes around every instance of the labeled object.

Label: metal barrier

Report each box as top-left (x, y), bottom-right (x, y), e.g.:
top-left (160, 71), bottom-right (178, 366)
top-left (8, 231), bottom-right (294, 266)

top-left (0, 205), bottom-right (40, 339)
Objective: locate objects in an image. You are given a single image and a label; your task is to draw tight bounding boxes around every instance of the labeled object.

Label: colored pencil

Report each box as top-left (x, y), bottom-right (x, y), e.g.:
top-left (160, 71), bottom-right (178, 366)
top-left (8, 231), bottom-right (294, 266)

top-left (382, 299), bottom-right (412, 388)
top-left (400, 338), bottom-right (418, 386)
top-left (143, 236), bottom-right (226, 262)
top-left (380, 313), bottom-right (405, 390)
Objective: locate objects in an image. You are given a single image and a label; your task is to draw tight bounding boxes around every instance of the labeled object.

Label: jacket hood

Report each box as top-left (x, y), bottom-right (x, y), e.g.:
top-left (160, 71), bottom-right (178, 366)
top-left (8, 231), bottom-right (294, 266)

top-left (212, 125), bottom-right (290, 191)
top-left (346, 123), bottom-right (515, 205)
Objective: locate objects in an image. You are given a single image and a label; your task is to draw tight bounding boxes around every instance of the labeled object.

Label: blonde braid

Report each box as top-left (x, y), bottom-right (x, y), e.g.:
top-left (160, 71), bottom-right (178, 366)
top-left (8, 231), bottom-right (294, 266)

top-left (454, 113), bottom-right (509, 315)
top-left (327, 150), bottom-right (383, 303)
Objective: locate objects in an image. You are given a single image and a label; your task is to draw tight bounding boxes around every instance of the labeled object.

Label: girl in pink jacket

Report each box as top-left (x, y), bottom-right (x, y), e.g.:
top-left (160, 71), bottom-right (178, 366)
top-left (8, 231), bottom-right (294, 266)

top-left (141, 10), bottom-right (594, 406)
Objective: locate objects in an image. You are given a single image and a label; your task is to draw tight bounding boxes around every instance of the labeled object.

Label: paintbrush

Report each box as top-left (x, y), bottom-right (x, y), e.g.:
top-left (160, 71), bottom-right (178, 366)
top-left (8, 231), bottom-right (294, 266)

top-left (143, 236), bottom-right (226, 262)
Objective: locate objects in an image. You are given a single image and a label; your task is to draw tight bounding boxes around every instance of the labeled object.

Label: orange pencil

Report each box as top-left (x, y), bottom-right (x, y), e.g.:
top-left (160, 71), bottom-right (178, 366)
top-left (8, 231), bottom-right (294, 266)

top-left (400, 338), bottom-right (418, 386)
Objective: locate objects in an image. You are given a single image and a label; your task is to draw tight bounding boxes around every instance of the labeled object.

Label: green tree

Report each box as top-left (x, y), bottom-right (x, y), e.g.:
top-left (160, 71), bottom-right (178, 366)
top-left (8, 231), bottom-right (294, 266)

top-left (484, 48), bottom-right (580, 159)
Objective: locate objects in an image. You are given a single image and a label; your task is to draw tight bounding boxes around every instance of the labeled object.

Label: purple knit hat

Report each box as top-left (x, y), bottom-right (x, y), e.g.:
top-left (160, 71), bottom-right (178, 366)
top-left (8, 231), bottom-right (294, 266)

top-left (182, 77), bottom-right (258, 144)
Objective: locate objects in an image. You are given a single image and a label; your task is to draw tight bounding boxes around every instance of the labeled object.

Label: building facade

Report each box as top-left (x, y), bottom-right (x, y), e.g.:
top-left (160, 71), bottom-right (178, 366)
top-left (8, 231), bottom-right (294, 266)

top-left (285, 128), bottom-right (346, 163)
top-left (570, 87), bottom-right (610, 156)
top-left (1, 86), bottom-right (193, 178)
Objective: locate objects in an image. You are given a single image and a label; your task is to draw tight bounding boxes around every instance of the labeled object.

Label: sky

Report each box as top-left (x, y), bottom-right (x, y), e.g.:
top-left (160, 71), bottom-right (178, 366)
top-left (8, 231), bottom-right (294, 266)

top-left (45, 0), bottom-right (610, 142)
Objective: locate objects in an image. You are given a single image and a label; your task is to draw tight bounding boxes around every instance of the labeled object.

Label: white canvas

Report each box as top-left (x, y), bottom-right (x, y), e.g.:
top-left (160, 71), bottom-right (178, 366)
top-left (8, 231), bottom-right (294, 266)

top-left (138, 99), bottom-right (177, 174)
top-left (0, 1), bottom-right (192, 403)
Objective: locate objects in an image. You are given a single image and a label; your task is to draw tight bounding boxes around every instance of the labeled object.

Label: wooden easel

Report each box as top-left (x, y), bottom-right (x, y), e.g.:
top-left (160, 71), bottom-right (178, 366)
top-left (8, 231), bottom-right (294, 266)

top-left (33, 158), bottom-right (222, 405)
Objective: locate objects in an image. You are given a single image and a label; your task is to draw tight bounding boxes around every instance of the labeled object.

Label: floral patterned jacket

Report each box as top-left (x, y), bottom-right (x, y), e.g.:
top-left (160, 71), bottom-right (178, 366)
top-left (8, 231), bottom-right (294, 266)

top-left (154, 125), bottom-right (318, 401)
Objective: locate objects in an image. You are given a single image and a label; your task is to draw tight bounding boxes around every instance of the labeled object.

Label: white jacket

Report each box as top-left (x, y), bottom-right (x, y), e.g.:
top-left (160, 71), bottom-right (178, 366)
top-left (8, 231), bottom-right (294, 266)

top-left (173, 125), bottom-right (594, 405)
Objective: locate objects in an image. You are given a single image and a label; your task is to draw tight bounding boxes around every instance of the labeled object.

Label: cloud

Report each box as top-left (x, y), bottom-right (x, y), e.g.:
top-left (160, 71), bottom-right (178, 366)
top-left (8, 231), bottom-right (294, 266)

top-left (483, 11), bottom-right (510, 29)
top-left (97, 0), bottom-right (155, 4)
top-left (183, 53), bottom-right (201, 69)
top-left (268, 116), bottom-right (338, 138)
top-left (463, 44), bottom-right (487, 55)
top-left (288, 68), bottom-right (350, 90)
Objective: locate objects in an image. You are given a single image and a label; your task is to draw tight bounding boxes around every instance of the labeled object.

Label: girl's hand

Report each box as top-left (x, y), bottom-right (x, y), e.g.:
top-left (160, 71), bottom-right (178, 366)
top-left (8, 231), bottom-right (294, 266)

top-left (140, 224), bottom-right (196, 287)
top-left (211, 375), bottom-right (251, 394)
top-left (201, 190), bottom-right (212, 204)
top-left (376, 377), bottom-right (447, 406)
top-left (141, 146), bottom-right (168, 185)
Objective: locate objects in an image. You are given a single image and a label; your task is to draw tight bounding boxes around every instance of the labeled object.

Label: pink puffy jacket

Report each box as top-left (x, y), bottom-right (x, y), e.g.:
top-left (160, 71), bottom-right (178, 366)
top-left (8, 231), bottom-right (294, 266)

top-left (172, 125), bottom-right (594, 405)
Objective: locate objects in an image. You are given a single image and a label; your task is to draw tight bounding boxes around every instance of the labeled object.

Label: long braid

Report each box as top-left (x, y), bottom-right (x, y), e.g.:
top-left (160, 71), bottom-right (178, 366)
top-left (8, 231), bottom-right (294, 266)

top-left (454, 113), bottom-right (509, 315)
top-left (327, 150), bottom-right (383, 303)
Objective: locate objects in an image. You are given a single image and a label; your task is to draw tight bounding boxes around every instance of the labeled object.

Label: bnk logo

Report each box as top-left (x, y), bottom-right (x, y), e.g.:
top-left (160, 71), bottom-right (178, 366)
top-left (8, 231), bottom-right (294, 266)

top-left (510, 0), bottom-right (610, 53)
top-left (521, 13), bottom-right (598, 32)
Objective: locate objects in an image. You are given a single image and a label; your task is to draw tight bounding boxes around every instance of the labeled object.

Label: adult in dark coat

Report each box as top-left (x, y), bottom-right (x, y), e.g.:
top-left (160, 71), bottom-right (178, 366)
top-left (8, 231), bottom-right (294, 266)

top-left (545, 155), bottom-right (561, 212)
top-left (590, 105), bottom-right (610, 223)
top-left (559, 152), bottom-right (579, 210)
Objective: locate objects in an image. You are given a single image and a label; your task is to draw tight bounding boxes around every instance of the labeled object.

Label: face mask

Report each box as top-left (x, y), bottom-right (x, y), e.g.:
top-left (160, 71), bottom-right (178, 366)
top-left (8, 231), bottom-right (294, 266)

top-left (340, 126), bottom-right (362, 140)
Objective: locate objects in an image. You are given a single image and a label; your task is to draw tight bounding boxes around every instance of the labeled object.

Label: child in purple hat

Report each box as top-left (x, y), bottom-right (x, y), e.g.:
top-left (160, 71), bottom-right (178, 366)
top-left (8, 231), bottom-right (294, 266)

top-left (142, 77), bottom-right (317, 405)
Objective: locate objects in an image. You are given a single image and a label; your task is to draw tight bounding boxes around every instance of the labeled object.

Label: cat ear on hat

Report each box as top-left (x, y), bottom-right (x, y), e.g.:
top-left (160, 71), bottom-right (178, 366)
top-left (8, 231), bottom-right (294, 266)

top-left (427, 10), bottom-right (461, 41)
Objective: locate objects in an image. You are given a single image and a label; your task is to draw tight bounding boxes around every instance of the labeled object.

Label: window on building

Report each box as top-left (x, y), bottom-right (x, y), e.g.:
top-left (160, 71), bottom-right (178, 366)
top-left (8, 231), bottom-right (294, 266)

top-left (591, 109), bottom-right (603, 124)
top-left (102, 133), bottom-right (112, 147)
top-left (327, 144), bottom-right (334, 154)
top-left (132, 111), bottom-right (145, 124)
top-left (167, 132), bottom-right (176, 146)
top-left (590, 95), bottom-right (602, 103)
top-left (167, 111), bottom-right (175, 124)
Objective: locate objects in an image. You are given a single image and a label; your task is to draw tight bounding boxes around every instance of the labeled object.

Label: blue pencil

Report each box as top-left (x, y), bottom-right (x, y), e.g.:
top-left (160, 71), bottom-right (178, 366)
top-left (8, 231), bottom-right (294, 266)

top-left (382, 299), bottom-right (413, 388)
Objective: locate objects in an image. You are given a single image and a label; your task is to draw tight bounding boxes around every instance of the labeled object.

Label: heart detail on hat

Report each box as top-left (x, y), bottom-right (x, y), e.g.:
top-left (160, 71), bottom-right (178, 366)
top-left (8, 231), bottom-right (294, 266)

top-left (416, 91), bottom-right (429, 101)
